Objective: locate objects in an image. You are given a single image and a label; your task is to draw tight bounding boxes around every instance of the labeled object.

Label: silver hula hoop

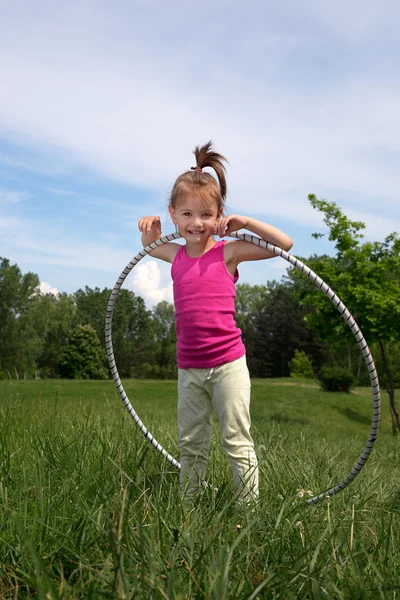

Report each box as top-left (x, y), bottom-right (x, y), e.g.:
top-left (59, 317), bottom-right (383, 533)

top-left (105, 232), bottom-right (381, 505)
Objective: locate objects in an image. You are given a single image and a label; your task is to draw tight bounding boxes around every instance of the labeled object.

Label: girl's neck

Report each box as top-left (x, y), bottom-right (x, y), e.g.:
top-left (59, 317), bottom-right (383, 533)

top-left (185, 238), bottom-right (218, 258)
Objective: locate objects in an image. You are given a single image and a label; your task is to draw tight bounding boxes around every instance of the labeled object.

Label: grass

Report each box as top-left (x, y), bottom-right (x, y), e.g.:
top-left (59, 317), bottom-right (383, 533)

top-left (0, 378), bottom-right (399, 599)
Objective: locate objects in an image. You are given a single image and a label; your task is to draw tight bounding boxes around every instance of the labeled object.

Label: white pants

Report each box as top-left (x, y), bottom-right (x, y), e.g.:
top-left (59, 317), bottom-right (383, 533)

top-left (177, 355), bottom-right (259, 501)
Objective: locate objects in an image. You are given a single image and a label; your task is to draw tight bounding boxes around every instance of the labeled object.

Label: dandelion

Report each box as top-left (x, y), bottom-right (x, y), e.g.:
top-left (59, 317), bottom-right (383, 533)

top-left (296, 488), bottom-right (313, 499)
top-left (296, 520), bottom-right (306, 548)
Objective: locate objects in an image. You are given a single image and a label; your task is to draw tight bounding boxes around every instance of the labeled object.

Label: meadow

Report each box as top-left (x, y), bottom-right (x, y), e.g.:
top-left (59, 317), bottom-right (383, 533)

top-left (0, 378), bottom-right (399, 599)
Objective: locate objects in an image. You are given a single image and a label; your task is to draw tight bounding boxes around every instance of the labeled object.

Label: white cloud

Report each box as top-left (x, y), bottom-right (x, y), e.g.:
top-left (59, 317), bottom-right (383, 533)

top-left (346, 208), bottom-right (400, 241)
top-left (0, 215), bottom-right (21, 229)
top-left (131, 260), bottom-right (173, 308)
top-left (1, 0), bottom-right (400, 296)
top-left (306, 0), bottom-right (400, 40)
top-left (0, 188), bottom-right (28, 204)
top-left (0, 212), bottom-right (137, 273)
top-left (1, 0), bottom-right (400, 225)
top-left (39, 281), bottom-right (59, 296)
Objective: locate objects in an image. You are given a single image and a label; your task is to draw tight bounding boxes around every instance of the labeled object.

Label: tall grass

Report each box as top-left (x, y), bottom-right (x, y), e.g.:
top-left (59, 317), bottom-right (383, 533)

top-left (0, 379), bottom-right (399, 598)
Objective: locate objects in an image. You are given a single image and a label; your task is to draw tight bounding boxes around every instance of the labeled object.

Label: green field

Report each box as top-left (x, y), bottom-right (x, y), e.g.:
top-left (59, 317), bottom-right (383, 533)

top-left (0, 378), bottom-right (399, 599)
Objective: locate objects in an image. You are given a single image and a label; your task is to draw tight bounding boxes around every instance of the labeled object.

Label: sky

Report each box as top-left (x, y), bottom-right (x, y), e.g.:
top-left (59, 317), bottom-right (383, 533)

top-left (1, 0), bottom-right (400, 308)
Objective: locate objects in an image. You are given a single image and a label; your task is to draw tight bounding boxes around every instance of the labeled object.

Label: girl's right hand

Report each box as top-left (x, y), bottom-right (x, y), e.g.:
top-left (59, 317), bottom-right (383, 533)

top-left (138, 216), bottom-right (162, 235)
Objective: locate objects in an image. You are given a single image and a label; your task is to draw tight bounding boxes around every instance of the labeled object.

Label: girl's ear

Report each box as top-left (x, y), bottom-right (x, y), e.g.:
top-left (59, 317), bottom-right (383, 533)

top-left (168, 205), bottom-right (177, 224)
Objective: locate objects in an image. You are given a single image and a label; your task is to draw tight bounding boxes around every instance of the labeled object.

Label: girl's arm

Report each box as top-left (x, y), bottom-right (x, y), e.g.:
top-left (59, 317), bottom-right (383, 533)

top-left (138, 216), bottom-right (180, 263)
top-left (217, 214), bottom-right (293, 266)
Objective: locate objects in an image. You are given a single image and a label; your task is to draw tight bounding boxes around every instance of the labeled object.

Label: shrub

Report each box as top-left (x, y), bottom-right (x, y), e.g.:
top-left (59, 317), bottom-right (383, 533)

top-left (138, 363), bottom-right (177, 379)
top-left (58, 324), bottom-right (108, 379)
top-left (289, 350), bottom-right (314, 379)
top-left (317, 366), bottom-right (354, 392)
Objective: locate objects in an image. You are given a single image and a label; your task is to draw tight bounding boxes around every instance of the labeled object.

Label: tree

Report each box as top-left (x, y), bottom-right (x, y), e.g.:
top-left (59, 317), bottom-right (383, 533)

top-left (289, 195), bottom-right (400, 433)
top-left (255, 282), bottom-right (326, 377)
top-left (236, 282), bottom-right (327, 377)
top-left (19, 292), bottom-right (76, 377)
top-left (74, 286), bottom-right (110, 342)
top-left (234, 284), bottom-right (263, 375)
top-left (74, 286), bottom-right (154, 377)
top-left (149, 301), bottom-right (177, 378)
top-left (0, 258), bottom-right (40, 376)
top-left (58, 324), bottom-right (108, 379)
top-left (289, 350), bottom-right (314, 379)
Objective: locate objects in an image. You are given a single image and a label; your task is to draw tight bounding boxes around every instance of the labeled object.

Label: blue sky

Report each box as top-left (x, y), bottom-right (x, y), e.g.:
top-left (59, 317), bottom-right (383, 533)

top-left (1, 0), bottom-right (400, 307)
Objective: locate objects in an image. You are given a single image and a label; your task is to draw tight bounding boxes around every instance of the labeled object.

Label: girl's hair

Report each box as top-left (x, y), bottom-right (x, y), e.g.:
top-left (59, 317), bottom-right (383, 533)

top-left (169, 141), bottom-right (227, 214)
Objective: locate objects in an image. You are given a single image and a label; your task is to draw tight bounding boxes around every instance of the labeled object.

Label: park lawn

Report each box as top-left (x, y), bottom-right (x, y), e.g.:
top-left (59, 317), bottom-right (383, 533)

top-left (1, 375), bottom-right (392, 435)
top-left (0, 378), bottom-right (399, 599)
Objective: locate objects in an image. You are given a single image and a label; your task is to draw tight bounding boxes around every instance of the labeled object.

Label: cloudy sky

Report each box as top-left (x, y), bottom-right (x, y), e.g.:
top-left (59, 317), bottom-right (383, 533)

top-left (1, 0), bottom-right (399, 307)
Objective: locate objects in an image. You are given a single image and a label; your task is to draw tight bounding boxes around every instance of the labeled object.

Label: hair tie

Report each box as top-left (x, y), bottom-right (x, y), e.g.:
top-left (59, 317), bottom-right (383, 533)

top-left (191, 166), bottom-right (204, 173)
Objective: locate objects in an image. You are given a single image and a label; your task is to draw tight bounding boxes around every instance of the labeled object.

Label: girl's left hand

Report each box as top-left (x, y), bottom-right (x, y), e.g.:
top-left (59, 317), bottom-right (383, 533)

top-left (215, 214), bottom-right (249, 237)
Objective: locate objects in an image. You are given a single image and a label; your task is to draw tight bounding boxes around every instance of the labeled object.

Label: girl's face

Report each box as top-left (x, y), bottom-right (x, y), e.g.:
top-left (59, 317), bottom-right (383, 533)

top-left (169, 193), bottom-right (220, 243)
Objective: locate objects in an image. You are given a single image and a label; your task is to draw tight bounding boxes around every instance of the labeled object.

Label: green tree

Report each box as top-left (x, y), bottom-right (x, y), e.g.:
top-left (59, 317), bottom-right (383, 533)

top-left (289, 350), bottom-right (314, 379)
top-left (236, 282), bottom-right (326, 377)
top-left (18, 292), bottom-right (76, 377)
top-left (74, 286), bottom-right (110, 341)
top-left (74, 286), bottom-right (154, 377)
top-left (58, 324), bottom-right (108, 379)
top-left (289, 195), bottom-right (400, 433)
top-left (255, 282), bottom-right (326, 377)
top-left (149, 301), bottom-right (177, 378)
top-left (235, 283), bottom-right (265, 332)
top-left (0, 258), bottom-right (40, 376)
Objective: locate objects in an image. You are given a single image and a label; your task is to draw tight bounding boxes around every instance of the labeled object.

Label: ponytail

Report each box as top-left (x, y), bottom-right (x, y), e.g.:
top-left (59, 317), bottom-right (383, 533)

top-left (192, 141), bottom-right (227, 201)
top-left (169, 141), bottom-right (228, 214)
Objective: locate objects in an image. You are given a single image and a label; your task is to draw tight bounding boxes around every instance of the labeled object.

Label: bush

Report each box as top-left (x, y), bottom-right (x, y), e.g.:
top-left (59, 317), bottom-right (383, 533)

top-left (138, 363), bottom-right (177, 379)
top-left (317, 366), bottom-right (354, 393)
top-left (289, 350), bottom-right (314, 379)
top-left (58, 324), bottom-right (108, 380)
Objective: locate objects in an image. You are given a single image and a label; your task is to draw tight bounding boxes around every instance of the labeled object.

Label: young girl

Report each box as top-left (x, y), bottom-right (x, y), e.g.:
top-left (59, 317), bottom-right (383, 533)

top-left (138, 142), bottom-right (293, 502)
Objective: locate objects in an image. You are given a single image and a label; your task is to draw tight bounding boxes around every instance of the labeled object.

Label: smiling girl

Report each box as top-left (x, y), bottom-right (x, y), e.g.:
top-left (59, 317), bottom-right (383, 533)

top-left (138, 141), bottom-right (293, 502)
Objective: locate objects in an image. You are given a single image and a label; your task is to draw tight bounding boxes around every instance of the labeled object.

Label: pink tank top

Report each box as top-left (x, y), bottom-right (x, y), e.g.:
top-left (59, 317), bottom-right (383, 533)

top-left (171, 241), bottom-right (245, 369)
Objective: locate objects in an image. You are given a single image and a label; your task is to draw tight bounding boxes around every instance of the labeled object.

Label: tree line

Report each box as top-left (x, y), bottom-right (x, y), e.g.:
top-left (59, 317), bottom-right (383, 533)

top-left (1, 197), bottom-right (399, 430)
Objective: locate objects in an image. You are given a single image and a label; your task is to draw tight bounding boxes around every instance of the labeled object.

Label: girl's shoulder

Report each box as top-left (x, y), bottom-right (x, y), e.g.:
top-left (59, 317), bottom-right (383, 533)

top-left (223, 238), bottom-right (277, 266)
top-left (148, 242), bottom-right (181, 264)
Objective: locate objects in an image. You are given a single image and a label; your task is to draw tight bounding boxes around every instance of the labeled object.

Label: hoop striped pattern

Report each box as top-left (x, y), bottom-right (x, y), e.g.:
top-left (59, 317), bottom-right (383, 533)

top-left (105, 232), bottom-right (380, 505)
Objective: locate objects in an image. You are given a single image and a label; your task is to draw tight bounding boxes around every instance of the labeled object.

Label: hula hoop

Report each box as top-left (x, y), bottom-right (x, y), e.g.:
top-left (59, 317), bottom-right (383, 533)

top-left (105, 232), bottom-right (381, 505)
